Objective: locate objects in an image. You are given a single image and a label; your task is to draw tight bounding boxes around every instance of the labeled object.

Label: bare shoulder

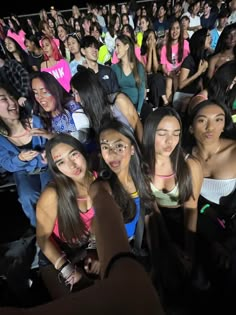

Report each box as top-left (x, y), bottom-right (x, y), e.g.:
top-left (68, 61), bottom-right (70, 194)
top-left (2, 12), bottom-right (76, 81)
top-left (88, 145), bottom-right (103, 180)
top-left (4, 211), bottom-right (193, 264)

top-left (40, 61), bottom-right (47, 68)
top-left (37, 185), bottom-right (58, 212)
top-left (224, 138), bottom-right (236, 155)
top-left (186, 155), bottom-right (203, 175)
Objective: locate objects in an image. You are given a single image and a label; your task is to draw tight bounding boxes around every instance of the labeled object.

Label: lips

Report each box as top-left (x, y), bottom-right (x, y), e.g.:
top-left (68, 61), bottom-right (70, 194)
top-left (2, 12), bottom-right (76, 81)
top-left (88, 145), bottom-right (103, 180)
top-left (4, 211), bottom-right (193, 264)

top-left (109, 160), bottom-right (121, 169)
top-left (72, 168), bottom-right (81, 176)
top-left (204, 133), bottom-right (213, 139)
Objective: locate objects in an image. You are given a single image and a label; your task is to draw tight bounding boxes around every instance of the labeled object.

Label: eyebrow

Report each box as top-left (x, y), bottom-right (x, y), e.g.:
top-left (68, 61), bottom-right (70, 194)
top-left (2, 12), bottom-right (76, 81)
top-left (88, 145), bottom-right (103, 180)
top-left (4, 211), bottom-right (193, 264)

top-left (156, 128), bottom-right (181, 132)
top-left (196, 113), bottom-right (225, 118)
top-left (54, 149), bottom-right (76, 163)
top-left (100, 138), bottom-right (123, 144)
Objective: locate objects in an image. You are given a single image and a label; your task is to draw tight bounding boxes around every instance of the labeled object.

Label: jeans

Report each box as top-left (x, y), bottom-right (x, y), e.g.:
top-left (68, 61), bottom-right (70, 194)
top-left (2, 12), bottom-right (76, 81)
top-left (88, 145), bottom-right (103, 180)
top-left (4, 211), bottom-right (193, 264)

top-left (13, 169), bottom-right (52, 227)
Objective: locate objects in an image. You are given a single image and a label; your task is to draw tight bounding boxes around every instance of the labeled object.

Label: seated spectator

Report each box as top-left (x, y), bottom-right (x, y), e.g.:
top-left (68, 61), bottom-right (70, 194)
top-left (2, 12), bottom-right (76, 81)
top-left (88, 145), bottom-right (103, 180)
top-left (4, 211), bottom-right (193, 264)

top-left (160, 19), bottom-right (190, 103)
top-left (104, 13), bottom-right (120, 56)
top-left (228, 0), bottom-right (236, 25)
top-left (80, 35), bottom-right (119, 95)
top-left (30, 71), bottom-right (90, 145)
top-left (66, 33), bottom-right (85, 76)
top-left (140, 29), bottom-right (168, 108)
top-left (180, 15), bottom-right (191, 41)
top-left (181, 1), bottom-right (202, 38)
top-left (40, 35), bottom-right (72, 92)
top-left (24, 34), bottom-right (44, 72)
top-left (0, 49), bottom-right (31, 107)
top-left (70, 66), bottom-right (143, 144)
top-left (200, 1), bottom-right (218, 30)
top-left (210, 9), bottom-right (229, 51)
top-left (111, 34), bottom-right (146, 114)
top-left (4, 36), bottom-right (32, 73)
top-left (89, 21), bottom-right (111, 65)
top-left (174, 28), bottom-right (210, 114)
top-left (112, 24), bottom-right (143, 65)
top-left (0, 83), bottom-right (52, 227)
top-left (153, 5), bottom-right (170, 45)
top-left (189, 60), bottom-right (236, 115)
top-left (207, 22), bottom-right (236, 80)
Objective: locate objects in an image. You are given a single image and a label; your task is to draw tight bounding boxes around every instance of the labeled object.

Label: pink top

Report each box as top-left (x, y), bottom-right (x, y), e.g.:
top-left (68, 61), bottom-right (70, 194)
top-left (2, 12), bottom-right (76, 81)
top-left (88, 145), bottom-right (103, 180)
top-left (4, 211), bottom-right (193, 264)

top-left (160, 40), bottom-right (190, 72)
top-left (112, 46), bottom-right (142, 64)
top-left (7, 29), bottom-right (26, 50)
top-left (53, 207), bottom-right (95, 240)
top-left (41, 59), bottom-right (72, 92)
top-left (53, 171), bottom-right (97, 242)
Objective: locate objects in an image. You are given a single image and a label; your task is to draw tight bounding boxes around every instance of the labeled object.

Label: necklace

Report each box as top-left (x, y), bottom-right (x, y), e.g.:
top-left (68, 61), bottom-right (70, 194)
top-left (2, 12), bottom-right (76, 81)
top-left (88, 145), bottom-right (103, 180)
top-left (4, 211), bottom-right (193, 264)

top-left (197, 142), bottom-right (221, 162)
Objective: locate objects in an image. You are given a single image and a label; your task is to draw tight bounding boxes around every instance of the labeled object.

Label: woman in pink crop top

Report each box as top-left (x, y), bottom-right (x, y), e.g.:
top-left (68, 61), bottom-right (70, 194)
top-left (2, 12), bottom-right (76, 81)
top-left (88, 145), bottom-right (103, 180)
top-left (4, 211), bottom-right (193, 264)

top-left (36, 133), bottom-right (99, 299)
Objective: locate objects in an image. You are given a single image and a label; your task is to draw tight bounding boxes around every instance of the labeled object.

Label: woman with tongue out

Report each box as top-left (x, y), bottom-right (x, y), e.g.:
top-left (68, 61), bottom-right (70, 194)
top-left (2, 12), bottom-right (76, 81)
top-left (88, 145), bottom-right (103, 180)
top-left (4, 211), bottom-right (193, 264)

top-left (98, 118), bottom-right (157, 270)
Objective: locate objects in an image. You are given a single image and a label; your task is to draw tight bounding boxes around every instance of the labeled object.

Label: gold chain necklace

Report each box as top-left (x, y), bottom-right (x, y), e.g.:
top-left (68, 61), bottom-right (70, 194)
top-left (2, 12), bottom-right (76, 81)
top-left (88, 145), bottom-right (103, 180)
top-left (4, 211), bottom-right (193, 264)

top-left (197, 142), bottom-right (221, 162)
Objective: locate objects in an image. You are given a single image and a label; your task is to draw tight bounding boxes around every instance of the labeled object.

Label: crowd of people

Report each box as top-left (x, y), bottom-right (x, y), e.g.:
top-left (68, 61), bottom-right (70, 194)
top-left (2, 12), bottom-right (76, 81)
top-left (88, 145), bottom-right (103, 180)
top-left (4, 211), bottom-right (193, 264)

top-left (0, 0), bottom-right (236, 314)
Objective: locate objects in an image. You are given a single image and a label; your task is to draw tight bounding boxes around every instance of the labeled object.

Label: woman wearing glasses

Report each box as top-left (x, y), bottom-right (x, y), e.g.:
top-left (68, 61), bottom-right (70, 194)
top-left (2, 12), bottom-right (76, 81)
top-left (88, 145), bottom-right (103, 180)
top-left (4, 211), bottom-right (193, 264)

top-left (97, 118), bottom-right (156, 268)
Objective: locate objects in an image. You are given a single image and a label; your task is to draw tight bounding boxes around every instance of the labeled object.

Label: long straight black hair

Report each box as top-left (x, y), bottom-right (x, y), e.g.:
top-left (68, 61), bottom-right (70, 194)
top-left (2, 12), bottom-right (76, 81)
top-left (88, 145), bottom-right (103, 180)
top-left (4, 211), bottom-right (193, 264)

top-left (142, 107), bottom-right (194, 204)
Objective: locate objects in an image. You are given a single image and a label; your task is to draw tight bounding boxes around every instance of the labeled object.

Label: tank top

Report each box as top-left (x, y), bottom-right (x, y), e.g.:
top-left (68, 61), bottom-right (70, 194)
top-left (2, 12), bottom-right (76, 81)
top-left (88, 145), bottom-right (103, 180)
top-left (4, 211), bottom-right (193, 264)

top-left (125, 192), bottom-right (140, 239)
top-left (151, 182), bottom-right (180, 207)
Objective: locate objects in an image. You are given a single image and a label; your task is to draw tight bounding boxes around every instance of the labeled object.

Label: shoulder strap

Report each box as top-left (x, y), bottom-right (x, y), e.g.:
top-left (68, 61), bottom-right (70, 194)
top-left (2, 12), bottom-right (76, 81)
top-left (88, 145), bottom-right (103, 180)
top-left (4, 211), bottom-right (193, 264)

top-left (133, 206), bottom-right (145, 254)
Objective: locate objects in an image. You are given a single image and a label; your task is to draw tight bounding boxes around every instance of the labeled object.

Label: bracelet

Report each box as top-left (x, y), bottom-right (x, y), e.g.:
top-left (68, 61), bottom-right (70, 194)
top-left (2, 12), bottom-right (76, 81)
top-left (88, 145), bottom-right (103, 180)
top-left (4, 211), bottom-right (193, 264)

top-left (59, 263), bottom-right (75, 280)
top-left (200, 204), bottom-right (210, 214)
top-left (54, 252), bottom-right (66, 270)
top-left (58, 260), bottom-right (70, 272)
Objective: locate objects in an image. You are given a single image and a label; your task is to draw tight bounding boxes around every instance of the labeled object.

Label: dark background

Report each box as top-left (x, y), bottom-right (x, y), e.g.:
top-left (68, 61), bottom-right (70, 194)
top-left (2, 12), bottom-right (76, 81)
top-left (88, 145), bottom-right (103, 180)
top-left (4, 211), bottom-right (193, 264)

top-left (1, 0), bottom-right (116, 18)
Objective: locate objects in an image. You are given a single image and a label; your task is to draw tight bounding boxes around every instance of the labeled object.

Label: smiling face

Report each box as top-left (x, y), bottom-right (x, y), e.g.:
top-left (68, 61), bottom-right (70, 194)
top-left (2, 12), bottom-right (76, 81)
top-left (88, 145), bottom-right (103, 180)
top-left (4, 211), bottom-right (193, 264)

top-left (0, 87), bottom-right (19, 120)
top-left (31, 78), bottom-right (57, 114)
top-left (51, 142), bottom-right (87, 180)
top-left (115, 39), bottom-right (128, 59)
top-left (170, 21), bottom-right (181, 41)
top-left (191, 104), bottom-right (225, 144)
top-left (100, 129), bottom-right (134, 176)
top-left (155, 116), bottom-right (181, 157)
top-left (81, 44), bottom-right (98, 62)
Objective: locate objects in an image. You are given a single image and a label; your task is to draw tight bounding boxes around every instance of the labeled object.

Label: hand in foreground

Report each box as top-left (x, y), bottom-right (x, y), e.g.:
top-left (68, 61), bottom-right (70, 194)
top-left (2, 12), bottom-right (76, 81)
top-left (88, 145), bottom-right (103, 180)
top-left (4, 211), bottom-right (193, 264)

top-left (84, 258), bottom-right (100, 275)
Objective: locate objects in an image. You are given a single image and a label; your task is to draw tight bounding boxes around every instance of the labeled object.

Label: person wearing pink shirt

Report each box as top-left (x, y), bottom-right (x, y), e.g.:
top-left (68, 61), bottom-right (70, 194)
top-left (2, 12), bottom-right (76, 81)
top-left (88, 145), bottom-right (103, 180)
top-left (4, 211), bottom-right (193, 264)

top-left (160, 19), bottom-right (190, 103)
top-left (40, 36), bottom-right (72, 92)
top-left (111, 24), bottom-right (143, 65)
